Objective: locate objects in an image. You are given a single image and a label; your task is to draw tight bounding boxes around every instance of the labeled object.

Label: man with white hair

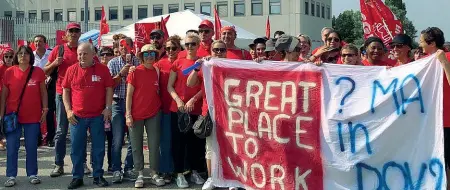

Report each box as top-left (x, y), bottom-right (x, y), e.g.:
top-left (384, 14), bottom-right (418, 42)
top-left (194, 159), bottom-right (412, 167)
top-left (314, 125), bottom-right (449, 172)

top-left (62, 42), bottom-right (114, 189)
top-left (311, 27), bottom-right (334, 55)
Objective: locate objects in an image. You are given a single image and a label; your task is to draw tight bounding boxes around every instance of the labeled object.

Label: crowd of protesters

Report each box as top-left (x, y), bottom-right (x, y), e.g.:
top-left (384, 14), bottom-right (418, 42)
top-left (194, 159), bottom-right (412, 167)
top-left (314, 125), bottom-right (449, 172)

top-left (0, 20), bottom-right (450, 190)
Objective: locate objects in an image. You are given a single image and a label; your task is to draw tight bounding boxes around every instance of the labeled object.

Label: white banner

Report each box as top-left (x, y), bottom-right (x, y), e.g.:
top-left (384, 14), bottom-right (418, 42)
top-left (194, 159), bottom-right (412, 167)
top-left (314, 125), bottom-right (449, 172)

top-left (202, 54), bottom-right (446, 190)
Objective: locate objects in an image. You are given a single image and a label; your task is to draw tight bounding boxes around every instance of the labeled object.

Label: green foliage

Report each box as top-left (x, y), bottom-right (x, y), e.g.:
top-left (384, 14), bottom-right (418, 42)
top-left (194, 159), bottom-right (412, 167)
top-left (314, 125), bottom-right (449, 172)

top-left (385, 0), bottom-right (417, 38)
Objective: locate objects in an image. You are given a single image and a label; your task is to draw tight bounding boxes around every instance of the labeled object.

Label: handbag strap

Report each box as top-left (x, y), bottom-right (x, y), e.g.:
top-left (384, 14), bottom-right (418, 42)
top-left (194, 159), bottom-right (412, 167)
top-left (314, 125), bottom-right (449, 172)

top-left (16, 66), bottom-right (35, 113)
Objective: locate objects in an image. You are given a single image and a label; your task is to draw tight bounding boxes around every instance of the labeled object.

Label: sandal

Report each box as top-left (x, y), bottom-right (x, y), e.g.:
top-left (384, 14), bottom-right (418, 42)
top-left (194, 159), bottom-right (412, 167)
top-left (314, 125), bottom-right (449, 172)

top-left (29, 175), bottom-right (41, 184)
top-left (4, 177), bottom-right (16, 187)
top-left (134, 176), bottom-right (144, 188)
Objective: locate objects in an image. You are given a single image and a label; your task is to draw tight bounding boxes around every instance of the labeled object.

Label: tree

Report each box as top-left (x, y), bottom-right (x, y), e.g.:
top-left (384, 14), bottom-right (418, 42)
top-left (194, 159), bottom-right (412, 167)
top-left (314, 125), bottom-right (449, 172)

top-left (333, 10), bottom-right (364, 46)
top-left (385, 0), bottom-right (417, 38)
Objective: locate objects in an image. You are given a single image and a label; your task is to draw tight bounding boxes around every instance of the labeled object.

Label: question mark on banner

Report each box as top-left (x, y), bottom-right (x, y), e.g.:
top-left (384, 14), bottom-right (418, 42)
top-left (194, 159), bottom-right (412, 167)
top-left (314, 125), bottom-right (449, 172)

top-left (335, 76), bottom-right (356, 114)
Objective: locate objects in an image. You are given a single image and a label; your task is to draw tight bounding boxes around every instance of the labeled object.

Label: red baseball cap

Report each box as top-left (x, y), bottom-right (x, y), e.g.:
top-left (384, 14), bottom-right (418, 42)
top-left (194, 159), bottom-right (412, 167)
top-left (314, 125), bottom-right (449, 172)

top-left (199, 20), bottom-right (214, 29)
top-left (221, 26), bottom-right (236, 34)
top-left (66, 22), bottom-right (81, 31)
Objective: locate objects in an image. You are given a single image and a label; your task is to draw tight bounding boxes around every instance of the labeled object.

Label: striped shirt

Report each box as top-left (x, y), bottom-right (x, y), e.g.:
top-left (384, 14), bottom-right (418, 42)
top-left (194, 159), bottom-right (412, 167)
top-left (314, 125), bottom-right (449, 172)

top-left (107, 56), bottom-right (140, 99)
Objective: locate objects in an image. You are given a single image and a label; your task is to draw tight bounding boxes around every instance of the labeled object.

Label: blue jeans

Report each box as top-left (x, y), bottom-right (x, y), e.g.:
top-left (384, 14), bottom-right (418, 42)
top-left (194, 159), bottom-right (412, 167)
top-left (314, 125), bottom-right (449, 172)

top-left (6, 123), bottom-right (40, 177)
top-left (54, 94), bottom-right (69, 166)
top-left (111, 98), bottom-right (133, 172)
top-left (159, 113), bottom-right (174, 173)
top-left (70, 115), bottom-right (105, 179)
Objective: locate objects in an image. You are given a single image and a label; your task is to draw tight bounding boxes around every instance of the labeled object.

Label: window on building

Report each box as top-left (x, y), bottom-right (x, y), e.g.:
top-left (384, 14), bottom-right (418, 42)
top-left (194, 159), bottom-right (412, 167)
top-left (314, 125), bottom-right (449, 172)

top-left (169, 4), bottom-right (179, 13)
top-left (321, 5), bottom-right (325, 18)
top-left (327, 6), bottom-right (331, 19)
top-left (234, 1), bottom-right (245, 16)
top-left (304, 0), bottom-right (309, 15)
top-left (16, 11), bottom-right (24, 18)
top-left (67, 9), bottom-right (76, 21)
top-left (251, 0), bottom-right (262, 15)
top-left (185, 3), bottom-right (195, 11)
top-left (269, 0), bottom-right (281, 14)
top-left (311, 1), bottom-right (315, 16)
top-left (316, 4), bottom-right (320, 17)
top-left (54, 9), bottom-right (63, 21)
top-left (123, 6), bottom-right (133, 20)
top-left (200, 2), bottom-right (211, 16)
top-left (4, 11), bottom-right (12, 17)
top-left (153, 4), bottom-right (163, 16)
top-left (217, 1), bottom-right (228, 17)
top-left (81, 8), bottom-right (90, 21)
top-left (95, 7), bottom-right (102, 21)
top-left (29, 10), bottom-right (37, 20)
top-left (109, 6), bottom-right (118, 20)
top-left (42, 10), bottom-right (50, 21)
top-left (138, 5), bottom-right (148, 19)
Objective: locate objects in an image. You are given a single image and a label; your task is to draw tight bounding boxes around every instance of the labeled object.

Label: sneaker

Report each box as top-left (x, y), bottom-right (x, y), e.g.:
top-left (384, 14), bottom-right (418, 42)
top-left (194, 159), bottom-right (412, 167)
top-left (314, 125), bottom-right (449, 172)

top-left (202, 177), bottom-right (215, 190)
top-left (50, 165), bottom-right (64, 177)
top-left (123, 170), bottom-right (137, 181)
top-left (93, 176), bottom-right (109, 187)
top-left (68, 178), bottom-right (84, 189)
top-left (175, 174), bottom-right (189, 188)
top-left (29, 175), bottom-right (41, 184)
top-left (83, 163), bottom-right (91, 174)
top-left (134, 175), bottom-right (144, 188)
top-left (190, 170), bottom-right (205, 185)
top-left (150, 174), bottom-right (165, 187)
top-left (112, 171), bottom-right (122, 183)
top-left (229, 188), bottom-right (239, 190)
top-left (4, 177), bottom-right (16, 187)
top-left (162, 173), bottom-right (172, 183)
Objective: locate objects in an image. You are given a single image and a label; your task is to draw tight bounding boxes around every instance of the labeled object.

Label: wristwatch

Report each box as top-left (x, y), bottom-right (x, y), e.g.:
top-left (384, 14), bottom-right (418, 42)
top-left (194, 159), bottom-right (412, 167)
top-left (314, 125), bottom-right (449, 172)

top-left (105, 106), bottom-right (112, 110)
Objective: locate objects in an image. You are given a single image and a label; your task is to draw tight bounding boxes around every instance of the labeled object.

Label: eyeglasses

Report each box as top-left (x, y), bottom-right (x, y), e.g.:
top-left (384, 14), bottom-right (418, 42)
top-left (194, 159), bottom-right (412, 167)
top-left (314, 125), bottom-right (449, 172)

top-left (151, 35), bottom-right (161, 40)
top-left (341, 53), bottom-right (355, 57)
top-left (293, 47), bottom-right (302, 52)
top-left (100, 53), bottom-right (113, 57)
top-left (212, 48), bottom-right (227, 53)
top-left (68, 28), bottom-right (81, 33)
top-left (391, 44), bottom-right (405, 49)
top-left (327, 37), bottom-right (341, 43)
top-left (3, 56), bottom-right (13, 59)
top-left (165, 47), bottom-right (178, 52)
top-left (143, 51), bottom-right (157, 58)
top-left (185, 42), bottom-right (197, 47)
top-left (199, 29), bottom-right (211, 34)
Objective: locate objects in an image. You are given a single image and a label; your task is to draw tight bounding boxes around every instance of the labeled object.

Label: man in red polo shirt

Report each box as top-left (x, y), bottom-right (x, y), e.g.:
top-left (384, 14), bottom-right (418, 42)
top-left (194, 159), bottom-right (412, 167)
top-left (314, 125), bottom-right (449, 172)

top-left (220, 26), bottom-right (252, 60)
top-left (179, 20), bottom-right (214, 59)
top-left (45, 22), bottom-right (89, 177)
top-left (62, 43), bottom-right (113, 189)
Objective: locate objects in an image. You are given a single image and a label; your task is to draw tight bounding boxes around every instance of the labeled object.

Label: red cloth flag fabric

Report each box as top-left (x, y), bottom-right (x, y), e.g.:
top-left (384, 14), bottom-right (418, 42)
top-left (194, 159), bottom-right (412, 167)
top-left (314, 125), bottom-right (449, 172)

top-left (99, 6), bottom-right (109, 47)
top-left (160, 15), bottom-right (170, 41)
top-left (17, 39), bottom-right (27, 47)
top-left (29, 42), bottom-right (36, 51)
top-left (134, 23), bottom-right (157, 53)
top-left (213, 6), bottom-right (222, 40)
top-left (360, 0), bottom-right (403, 46)
top-left (266, 16), bottom-right (270, 39)
top-left (56, 30), bottom-right (66, 45)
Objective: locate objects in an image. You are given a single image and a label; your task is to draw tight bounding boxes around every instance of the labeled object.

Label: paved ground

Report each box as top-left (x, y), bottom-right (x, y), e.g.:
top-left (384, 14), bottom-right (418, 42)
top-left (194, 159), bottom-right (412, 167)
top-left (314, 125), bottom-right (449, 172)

top-left (0, 140), bottom-right (205, 190)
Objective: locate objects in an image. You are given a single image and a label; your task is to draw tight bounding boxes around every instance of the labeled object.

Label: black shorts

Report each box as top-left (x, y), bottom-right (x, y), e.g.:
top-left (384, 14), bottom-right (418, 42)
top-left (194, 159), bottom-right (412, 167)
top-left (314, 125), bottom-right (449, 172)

top-left (444, 128), bottom-right (450, 167)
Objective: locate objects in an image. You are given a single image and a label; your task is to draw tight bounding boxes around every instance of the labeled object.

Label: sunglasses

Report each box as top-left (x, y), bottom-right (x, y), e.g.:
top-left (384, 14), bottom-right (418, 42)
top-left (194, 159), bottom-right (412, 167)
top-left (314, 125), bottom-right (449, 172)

top-left (199, 29), bottom-right (211, 34)
top-left (69, 28), bottom-right (81, 33)
top-left (165, 47), bottom-right (178, 52)
top-left (100, 53), bottom-right (113, 57)
top-left (327, 37), bottom-right (341, 43)
top-left (391, 44), bottom-right (405, 49)
top-left (293, 47), bottom-right (302, 52)
top-left (185, 42), bottom-right (197, 47)
top-left (212, 48), bottom-right (227, 53)
top-left (4, 56), bottom-right (13, 59)
top-left (341, 53), bottom-right (355, 57)
top-left (151, 35), bottom-right (161, 40)
top-left (143, 51), bottom-right (157, 58)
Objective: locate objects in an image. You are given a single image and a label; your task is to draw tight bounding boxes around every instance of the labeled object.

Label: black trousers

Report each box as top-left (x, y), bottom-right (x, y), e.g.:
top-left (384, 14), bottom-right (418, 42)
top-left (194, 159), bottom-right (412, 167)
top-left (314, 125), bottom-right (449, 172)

top-left (170, 112), bottom-right (206, 173)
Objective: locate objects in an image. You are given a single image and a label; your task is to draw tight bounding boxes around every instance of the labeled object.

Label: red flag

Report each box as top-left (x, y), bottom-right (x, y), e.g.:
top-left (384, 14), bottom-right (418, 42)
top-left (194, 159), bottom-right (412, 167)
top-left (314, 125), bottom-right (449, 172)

top-left (360, 0), bottom-right (403, 46)
top-left (265, 16), bottom-right (270, 39)
top-left (160, 15), bottom-right (170, 41)
top-left (99, 6), bottom-right (109, 47)
top-left (30, 42), bottom-right (36, 51)
top-left (134, 23), bottom-right (157, 53)
top-left (17, 39), bottom-right (27, 47)
top-left (56, 30), bottom-right (66, 45)
top-left (213, 6), bottom-right (222, 40)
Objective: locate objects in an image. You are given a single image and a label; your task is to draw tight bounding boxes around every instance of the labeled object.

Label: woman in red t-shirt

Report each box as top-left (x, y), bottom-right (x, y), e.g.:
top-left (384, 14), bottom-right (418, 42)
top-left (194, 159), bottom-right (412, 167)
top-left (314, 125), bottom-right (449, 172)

top-left (0, 48), bottom-right (14, 151)
top-left (167, 34), bottom-right (205, 188)
top-left (361, 37), bottom-right (391, 66)
top-left (297, 34), bottom-right (312, 62)
top-left (125, 44), bottom-right (165, 188)
top-left (0, 45), bottom-right (48, 187)
top-left (308, 31), bottom-right (342, 64)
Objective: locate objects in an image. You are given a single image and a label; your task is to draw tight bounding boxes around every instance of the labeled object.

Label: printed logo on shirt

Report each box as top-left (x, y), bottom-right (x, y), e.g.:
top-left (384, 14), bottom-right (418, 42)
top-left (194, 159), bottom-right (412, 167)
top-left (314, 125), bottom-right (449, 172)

top-left (92, 75), bottom-right (102, 82)
top-left (28, 79), bottom-right (37, 86)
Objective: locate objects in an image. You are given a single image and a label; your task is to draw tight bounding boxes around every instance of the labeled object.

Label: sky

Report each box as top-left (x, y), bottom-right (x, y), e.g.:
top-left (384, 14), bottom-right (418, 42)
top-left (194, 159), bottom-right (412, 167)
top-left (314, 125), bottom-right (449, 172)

top-left (332, 0), bottom-right (450, 40)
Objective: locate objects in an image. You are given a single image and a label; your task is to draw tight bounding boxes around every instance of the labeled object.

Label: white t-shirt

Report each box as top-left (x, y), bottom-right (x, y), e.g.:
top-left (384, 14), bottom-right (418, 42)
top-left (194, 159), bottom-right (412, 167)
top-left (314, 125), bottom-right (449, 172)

top-left (33, 49), bottom-right (51, 69)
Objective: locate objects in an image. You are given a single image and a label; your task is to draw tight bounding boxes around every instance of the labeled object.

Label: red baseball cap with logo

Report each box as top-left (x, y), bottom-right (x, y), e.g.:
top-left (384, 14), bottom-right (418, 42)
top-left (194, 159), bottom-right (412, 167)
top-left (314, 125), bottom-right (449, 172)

top-left (66, 23), bottom-right (81, 31)
top-left (198, 20), bottom-right (214, 29)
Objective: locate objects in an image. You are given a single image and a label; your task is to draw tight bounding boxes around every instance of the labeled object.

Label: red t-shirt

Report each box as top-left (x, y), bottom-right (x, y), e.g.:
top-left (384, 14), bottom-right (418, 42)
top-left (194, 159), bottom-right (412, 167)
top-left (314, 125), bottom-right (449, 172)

top-left (127, 65), bottom-right (161, 120)
top-left (156, 58), bottom-right (175, 114)
top-left (47, 44), bottom-right (78, 94)
top-left (361, 59), bottom-right (393, 66)
top-left (443, 53), bottom-right (450, 127)
top-left (226, 48), bottom-right (252, 60)
top-left (178, 42), bottom-right (212, 59)
top-left (169, 58), bottom-right (202, 115)
top-left (62, 63), bottom-right (114, 118)
top-left (0, 64), bottom-right (10, 92)
top-left (3, 66), bottom-right (46, 123)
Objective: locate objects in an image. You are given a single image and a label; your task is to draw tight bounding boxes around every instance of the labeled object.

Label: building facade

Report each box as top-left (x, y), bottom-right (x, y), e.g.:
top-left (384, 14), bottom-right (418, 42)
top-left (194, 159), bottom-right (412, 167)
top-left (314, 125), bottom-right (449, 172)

top-left (1, 0), bottom-right (332, 47)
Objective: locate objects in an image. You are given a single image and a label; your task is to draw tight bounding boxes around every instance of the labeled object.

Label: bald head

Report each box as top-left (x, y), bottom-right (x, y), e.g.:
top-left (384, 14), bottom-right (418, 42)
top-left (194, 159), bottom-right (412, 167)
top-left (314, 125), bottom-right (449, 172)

top-left (77, 42), bottom-right (96, 67)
